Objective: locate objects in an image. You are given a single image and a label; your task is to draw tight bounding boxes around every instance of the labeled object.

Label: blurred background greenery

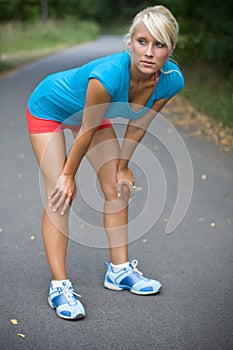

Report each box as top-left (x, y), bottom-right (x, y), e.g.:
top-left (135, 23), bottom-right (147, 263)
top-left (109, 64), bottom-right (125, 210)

top-left (0, 0), bottom-right (232, 127)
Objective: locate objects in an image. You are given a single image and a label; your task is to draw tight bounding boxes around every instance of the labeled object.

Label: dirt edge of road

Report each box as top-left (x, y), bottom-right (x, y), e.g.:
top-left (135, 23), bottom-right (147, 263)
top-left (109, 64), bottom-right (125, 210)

top-left (164, 95), bottom-right (233, 154)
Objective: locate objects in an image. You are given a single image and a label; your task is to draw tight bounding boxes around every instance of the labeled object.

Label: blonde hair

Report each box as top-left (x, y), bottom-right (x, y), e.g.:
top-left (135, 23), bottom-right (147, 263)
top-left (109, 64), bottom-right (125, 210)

top-left (124, 5), bottom-right (179, 54)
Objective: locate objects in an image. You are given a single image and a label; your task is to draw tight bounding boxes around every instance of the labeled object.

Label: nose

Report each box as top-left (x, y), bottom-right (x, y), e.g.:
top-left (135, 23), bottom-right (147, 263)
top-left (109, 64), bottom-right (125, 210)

top-left (145, 43), bottom-right (154, 57)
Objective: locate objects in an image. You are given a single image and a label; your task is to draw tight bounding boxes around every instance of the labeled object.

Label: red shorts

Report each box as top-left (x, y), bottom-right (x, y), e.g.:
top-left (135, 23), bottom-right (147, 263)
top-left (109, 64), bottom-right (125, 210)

top-left (26, 105), bottom-right (112, 133)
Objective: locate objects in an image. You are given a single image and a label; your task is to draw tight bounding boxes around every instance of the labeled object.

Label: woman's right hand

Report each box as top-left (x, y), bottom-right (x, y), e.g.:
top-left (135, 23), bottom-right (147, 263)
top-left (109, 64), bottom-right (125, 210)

top-left (116, 167), bottom-right (135, 199)
top-left (48, 173), bottom-right (77, 215)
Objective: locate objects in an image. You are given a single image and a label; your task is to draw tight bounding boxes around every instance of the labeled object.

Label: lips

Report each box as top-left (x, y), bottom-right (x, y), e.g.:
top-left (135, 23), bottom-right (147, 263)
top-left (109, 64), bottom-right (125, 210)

top-left (141, 60), bottom-right (155, 67)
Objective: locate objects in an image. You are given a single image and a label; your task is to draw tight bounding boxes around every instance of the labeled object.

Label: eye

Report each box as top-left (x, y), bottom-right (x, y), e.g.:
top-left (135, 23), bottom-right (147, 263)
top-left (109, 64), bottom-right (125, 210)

top-left (138, 38), bottom-right (147, 45)
top-left (156, 41), bottom-right (165, 48)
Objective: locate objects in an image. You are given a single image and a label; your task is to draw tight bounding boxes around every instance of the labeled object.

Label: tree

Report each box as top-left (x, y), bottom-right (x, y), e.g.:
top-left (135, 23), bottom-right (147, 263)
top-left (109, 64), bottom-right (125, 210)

top-left (41, 0), bottom-right (48, 22)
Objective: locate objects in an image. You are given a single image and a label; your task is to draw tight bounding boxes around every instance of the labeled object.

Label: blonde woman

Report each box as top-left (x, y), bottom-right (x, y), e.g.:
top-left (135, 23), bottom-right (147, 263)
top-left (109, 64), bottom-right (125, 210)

top-left (27, 5), bottom-right (184, 320)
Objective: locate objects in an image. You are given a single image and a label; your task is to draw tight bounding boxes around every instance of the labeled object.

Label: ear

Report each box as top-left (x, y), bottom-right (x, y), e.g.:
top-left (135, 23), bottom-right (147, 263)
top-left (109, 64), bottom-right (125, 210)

top-left (169, 44), bottom-right (176, 56)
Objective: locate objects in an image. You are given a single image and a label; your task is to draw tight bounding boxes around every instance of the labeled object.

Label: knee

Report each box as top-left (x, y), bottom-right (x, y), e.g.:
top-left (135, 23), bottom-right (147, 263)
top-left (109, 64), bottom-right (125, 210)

top-left (119, 184), bottom-right (131, 202)
top-left (102, 183), bottom-right (118, 202)
top-left (102, 183), bottom-right (130, 203)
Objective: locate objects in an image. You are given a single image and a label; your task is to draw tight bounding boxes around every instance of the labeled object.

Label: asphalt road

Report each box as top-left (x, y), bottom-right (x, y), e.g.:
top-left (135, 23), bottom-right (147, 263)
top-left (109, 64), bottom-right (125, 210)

top-left (0, 36), bottom-right (233, 350)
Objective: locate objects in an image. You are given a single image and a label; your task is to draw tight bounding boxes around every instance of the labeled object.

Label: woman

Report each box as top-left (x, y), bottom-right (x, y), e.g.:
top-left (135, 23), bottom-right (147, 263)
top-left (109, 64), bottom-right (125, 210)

top-left (27, 5), bottom-right (184, 320)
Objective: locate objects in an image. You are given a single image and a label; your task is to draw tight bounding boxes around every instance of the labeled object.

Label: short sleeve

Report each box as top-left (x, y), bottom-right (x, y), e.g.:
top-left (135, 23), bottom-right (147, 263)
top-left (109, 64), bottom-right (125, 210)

top-left (89, 63), bottom-right (122, 98)
top-left (155, 61), bottom-right (184, 100)
top-left (162, 70), bottom-right (184, 99)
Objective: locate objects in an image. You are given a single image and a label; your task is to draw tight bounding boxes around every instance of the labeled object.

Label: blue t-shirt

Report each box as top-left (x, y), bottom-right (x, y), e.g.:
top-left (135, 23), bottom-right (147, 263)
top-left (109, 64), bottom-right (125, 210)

top-left (28, 51), bottom-right (184, 125)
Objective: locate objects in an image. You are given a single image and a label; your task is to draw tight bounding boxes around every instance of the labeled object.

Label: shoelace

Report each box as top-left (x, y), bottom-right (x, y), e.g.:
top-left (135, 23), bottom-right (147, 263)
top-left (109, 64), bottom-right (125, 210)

top-left (130, 259), bottom-right (143, 276)
top-left (60, 284), bottom-right (82, 302)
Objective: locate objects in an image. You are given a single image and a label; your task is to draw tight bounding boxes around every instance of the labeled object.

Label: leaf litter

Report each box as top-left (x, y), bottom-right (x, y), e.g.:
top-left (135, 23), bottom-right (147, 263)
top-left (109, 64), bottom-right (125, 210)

top-left (163, 95), bottom-right (233, 154)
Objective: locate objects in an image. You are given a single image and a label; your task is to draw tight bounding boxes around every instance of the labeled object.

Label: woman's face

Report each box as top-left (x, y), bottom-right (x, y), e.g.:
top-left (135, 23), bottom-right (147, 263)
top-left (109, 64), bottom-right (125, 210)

top-left (130, 21), bottom-right (170, 77)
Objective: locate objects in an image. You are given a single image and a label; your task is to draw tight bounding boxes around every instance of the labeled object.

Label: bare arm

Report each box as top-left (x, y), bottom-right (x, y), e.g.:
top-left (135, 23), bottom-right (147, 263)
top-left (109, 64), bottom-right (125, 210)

top-left (116, 98), bottom-right (169, 196)
top-left (63, 79), bottom-right (112, 176)
top-left (49, 78), bottom-right (111, 214)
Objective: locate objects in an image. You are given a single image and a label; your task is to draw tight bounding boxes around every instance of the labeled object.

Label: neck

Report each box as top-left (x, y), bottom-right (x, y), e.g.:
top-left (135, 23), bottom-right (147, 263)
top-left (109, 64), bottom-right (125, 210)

top-left (130, 61), bottom-right (159, 84)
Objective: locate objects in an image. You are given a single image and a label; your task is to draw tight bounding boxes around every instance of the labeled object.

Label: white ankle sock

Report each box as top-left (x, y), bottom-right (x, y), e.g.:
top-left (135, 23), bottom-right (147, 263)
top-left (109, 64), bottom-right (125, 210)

top-left (110, 261), bottom-right (129, 272)
top-left (51, 279), bottom-right (70, 288)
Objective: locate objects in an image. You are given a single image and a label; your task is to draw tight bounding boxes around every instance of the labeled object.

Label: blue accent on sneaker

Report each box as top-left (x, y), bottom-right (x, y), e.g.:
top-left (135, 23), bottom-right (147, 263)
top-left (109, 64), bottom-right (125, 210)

top-left (120, 273), bottom-right (141, 288)
top-left (48, 280), bottom-right (86, 320)
top-left (52, 294), bottom-right (70, 308)
top-left (140, 286), bottom-right (153, 292)
top-left (61, 310), bottom-right (71, 317)
top-left (106, 275), bottom-right (114, 284)
top-left (104, 259), bottom-right (162, 295)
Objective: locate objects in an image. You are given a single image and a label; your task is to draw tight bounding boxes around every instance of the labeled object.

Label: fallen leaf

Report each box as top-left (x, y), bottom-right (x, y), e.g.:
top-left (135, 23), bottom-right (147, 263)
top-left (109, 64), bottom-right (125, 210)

top-left (10, 319), bottom-right (18, 325)
top-left (17, 333), bottom-right (26, 338)
top-left (210, 222), bottom-right (216, 228)
top-left (201, 174), bottom-right (207, 180)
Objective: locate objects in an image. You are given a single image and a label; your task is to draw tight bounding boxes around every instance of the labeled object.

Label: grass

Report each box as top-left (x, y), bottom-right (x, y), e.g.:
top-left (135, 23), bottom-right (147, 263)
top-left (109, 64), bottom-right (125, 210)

top-left (0, 18), bottom-right (100, 72)
top-left (181, 62), bottom-right (233, 127)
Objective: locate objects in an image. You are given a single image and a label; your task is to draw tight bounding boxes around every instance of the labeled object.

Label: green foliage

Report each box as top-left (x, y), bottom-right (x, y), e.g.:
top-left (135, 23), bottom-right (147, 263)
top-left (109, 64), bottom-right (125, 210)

top-left (0, 18), bottom-right (99, 54)
top-left (182, 63), bottom-right (233, 127)
top-left (1, 0), bottom-right (232, 76)
top-left (177, 0), bottom-right (232, 69)
top-left (0, 0), bottom-right (40, 21)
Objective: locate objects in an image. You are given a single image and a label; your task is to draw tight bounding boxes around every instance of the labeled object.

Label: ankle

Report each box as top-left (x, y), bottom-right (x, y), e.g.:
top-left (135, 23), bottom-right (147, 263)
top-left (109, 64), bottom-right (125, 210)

top-left (110, 261), bottom-right (129, 272)
top-left (52, 273), bottom-right (68, 280)
top-left (50, 279), bottom-right (71, 288)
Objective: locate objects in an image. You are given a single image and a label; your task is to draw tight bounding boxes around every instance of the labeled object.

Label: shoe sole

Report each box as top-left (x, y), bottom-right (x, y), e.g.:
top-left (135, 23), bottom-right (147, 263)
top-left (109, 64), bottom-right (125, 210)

top-left (104, 281), bottom-right (162, 295)
top-left (48, 297), bottom-right (86, 320)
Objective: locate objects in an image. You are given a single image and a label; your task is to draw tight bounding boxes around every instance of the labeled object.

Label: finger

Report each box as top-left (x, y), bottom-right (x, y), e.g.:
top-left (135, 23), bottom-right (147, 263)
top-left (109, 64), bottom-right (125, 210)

top-left (60, 201), bottom-right (72, 216)
top-left (48, 187), bottom-right (58, 201)
top-left (60, 196), bottom-right (73, 216)
top-left (116, 179), bottom-right (135, 198)
top-left (52, 194), bottom-right (67, 212)
top-left (121, 184), bottom-right (131, 199)
top-left (126, 182), bottom-right (135, 198)
top-left (72, 188), bottom-right (77, 201)
top-left (48, 190), bottom-right (62, 207)
top-left (116, 179), bottom-right (128, 197)
top-left (116, 182), bottom-right (122, 198)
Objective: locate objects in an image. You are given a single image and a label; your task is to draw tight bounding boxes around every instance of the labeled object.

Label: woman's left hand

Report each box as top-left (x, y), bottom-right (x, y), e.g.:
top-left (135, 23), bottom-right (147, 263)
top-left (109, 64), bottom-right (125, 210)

top-left (116, 167), bottom-right (135, 199)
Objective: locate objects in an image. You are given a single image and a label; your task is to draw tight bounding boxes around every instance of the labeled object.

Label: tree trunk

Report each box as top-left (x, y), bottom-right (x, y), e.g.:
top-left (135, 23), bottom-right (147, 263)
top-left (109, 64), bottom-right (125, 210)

top-left (41, 0), bottom-right (48, 22)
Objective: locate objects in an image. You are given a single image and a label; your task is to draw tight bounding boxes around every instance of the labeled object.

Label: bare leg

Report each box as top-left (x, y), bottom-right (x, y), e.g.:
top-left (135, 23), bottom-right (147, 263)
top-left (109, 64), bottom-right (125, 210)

top-left (84, 127), bottom-right (130, 264)
top-left (30, 132), bottom-right (69, 280)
